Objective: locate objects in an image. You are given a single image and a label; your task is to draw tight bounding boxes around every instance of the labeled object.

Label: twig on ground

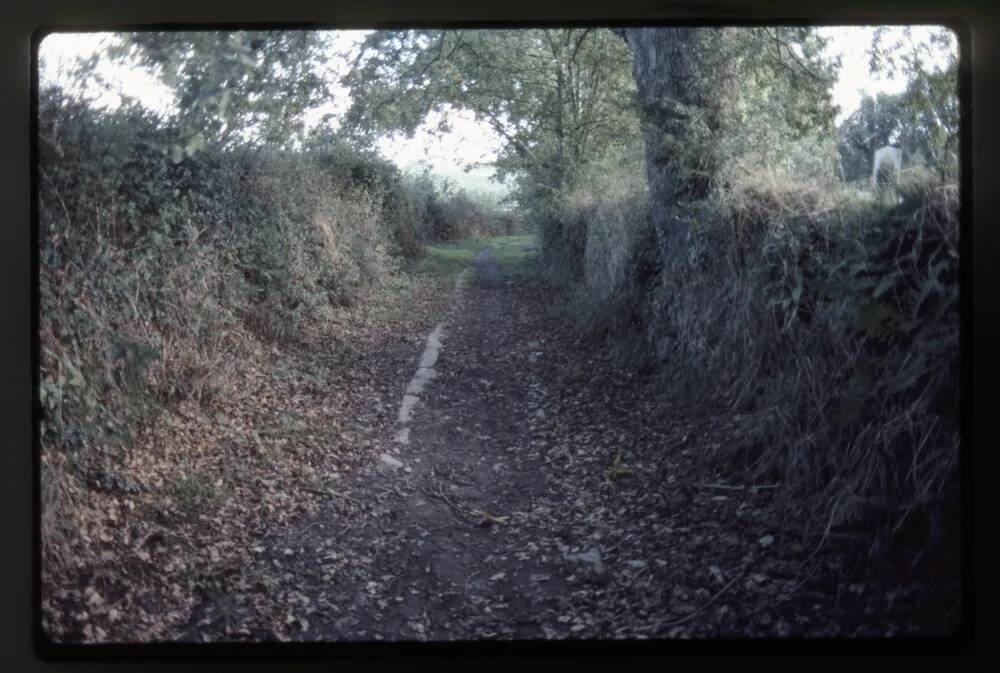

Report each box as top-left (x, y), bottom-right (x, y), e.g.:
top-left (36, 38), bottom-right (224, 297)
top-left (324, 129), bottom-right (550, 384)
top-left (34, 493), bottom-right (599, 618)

top-left (796, 503), bottom-right (839, 573)
top-left (300, 486), bottom-right (363, 507)
top-left (294, 520), bottom-right (324, 539)
top-left (662, 565), bottom-right (748, 628)
top-left (698, 483), bottom-right (781, 491)
top-left (784, 503), bottom-right (842, 595)
top-left (423, 483), bottom-right (476, 522)
top-left (464, 570), bottom-right (482, 596)
top-left (699, 483), bottom-right (745, 491)
top-left (373, 485), bottom-right (407, 500)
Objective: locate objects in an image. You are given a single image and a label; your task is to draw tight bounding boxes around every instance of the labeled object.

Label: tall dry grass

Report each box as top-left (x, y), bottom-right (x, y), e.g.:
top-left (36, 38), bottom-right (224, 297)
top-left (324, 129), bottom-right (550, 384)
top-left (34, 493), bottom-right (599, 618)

top-left (557, 156), bottom-right (960, 575)
top-left (37, 89), bottom-right (404, 579)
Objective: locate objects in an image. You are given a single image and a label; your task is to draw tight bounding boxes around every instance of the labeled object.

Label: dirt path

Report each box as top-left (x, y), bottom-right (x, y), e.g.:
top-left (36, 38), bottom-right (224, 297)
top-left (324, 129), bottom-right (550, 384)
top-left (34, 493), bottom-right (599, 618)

top-left (263, 246), bottom-right (585, 640)
top-left (170, 245), bottom-right (948, 642)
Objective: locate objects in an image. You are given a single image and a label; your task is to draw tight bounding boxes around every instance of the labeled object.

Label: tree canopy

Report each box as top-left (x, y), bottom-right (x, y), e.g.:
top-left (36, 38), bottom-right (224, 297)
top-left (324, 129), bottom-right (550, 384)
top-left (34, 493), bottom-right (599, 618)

top-left (108, 31), bottom-right (332, 155)
top-left (837, 26), bottom-right (959, 182)
top-left (340, 29), bottom-right (641, 217)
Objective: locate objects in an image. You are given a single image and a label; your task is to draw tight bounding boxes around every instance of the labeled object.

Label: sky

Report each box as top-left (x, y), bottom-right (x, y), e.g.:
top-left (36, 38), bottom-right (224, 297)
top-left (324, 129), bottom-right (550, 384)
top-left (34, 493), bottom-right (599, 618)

top-left (38, 26), bottom-right (956, 196)
top-left (816, 25), bottom-right (955, 124)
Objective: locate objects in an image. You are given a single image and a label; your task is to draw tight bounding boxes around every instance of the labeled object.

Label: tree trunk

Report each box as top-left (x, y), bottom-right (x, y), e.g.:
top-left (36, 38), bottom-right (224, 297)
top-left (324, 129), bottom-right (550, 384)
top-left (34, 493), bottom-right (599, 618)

top-left (621, 27), bottom-right (703, 265)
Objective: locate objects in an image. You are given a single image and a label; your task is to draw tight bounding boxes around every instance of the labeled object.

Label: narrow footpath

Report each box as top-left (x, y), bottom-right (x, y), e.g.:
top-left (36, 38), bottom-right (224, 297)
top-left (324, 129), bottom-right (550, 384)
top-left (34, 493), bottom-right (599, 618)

top-left (180, 246), bottom-right (941, 641)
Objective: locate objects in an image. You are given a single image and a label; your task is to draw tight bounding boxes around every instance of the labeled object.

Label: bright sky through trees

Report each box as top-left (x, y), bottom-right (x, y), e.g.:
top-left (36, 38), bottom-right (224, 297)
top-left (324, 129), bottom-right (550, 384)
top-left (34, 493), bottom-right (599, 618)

top-left (39, 26), bottom-right (956, 196)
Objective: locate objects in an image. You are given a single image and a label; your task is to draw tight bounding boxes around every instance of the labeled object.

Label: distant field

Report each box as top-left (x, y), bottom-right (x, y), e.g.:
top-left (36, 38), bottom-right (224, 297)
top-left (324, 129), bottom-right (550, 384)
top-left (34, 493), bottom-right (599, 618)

top-left (418, 234), bottom-right (537, 279)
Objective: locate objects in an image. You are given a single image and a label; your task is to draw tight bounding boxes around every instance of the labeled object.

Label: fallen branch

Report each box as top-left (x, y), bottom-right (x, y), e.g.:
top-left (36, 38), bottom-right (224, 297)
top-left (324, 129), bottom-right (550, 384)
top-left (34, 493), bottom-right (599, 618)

top-left (698, 483), bottom-right (781, 492)
top-left (423, 483), bottom-right (475, 522)
top-left (472, 509), bottom-right (509, 525)
top-left (300, 486), bottom-right (363, 507)
top-left (699, 483), bottom-right (745, 491)
top-left (294, 520), bottom-right (324, 539)
top-left (795, 502), bottom-right (839, 573)
top-left (662, 565), bottom-right (748, 628)
top-left (464, 570), bottom-right (482, 596)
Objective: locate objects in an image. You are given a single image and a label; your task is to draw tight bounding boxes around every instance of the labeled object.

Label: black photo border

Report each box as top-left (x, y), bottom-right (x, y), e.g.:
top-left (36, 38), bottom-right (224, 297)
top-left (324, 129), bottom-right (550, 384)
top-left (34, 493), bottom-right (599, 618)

top-left (4, 0), bottom-right (990, 668)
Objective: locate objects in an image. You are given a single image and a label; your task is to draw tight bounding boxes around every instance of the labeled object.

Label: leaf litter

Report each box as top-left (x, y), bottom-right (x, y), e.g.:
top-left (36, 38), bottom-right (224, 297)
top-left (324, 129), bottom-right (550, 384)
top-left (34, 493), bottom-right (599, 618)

top-left (43, 249), bottom-right (952, 643)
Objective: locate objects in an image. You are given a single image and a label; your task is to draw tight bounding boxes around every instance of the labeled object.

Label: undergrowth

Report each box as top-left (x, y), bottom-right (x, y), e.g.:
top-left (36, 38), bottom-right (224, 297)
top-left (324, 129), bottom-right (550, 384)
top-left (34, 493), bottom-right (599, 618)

top-left (36, 85), bottom-right (520, 584)
top-left (546, 159), bottom-right (960, 586)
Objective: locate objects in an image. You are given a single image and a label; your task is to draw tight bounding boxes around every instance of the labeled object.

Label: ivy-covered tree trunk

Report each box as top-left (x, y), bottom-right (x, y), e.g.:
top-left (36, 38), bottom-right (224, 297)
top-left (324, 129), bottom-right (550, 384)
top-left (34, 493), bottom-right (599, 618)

top-left (622, 27), bottom-right (704, 265)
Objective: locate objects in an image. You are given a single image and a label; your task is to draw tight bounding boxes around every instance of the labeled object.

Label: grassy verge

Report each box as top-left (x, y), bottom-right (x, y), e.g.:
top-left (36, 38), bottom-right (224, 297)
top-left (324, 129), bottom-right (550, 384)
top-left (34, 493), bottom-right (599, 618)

top-left (411, 238), bottom-right (493, 279)
top-left (413, 233), bottom-right (538, 281)
top-left (484, 234), bottom-right (538, 278)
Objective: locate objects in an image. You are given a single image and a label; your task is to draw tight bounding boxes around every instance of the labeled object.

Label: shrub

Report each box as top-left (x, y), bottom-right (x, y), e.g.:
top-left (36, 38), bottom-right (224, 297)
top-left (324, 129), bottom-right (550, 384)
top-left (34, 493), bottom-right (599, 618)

top-left (651, 172), bottom-right (959, 570)
top-left (37, 85), bottom-right (408, 575)
top-left (401, 170), bottom-right (519, 243)
top-left (551, 145), bottom-right (656, 361)
top-left (551, 149), bottom-right (959, 574)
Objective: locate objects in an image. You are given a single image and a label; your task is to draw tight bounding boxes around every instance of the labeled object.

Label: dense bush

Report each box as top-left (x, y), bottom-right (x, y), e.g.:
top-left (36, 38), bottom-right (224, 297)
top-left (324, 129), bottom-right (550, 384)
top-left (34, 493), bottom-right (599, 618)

top-left (559, 156), bottom-right (959, 569)
top-left (401, 170), bottom-right (522, 243)
top-left (540, 23), bottom-right (959, 566)
top-left (37, 86), bottom-right (406, 573)
top-left (38, 82), bottom-right (528, 575)
top-left (543, 145), bottom-right (658, 364)
top-left (302, 130), bottom-right (423, 259)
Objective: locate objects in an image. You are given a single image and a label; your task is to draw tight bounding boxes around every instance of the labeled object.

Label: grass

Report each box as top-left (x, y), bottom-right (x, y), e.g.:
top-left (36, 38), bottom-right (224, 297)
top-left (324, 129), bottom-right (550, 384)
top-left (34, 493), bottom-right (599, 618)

top-left (414, 233), bottom-right (538, 280)
top-left (485, 234), bottom-right (538, 277)
top-left (413, 238), bottom-right (493, 279)
top-left (170, 470), bottom-right (225, 511)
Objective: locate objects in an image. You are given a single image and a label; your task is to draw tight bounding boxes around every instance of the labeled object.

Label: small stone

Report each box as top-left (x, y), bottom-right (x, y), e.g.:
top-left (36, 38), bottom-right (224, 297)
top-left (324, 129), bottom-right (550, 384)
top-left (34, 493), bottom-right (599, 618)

top-left (379, 453), bottom-right (404, 469)
top-left (564, 547), bottom-right (605, 575)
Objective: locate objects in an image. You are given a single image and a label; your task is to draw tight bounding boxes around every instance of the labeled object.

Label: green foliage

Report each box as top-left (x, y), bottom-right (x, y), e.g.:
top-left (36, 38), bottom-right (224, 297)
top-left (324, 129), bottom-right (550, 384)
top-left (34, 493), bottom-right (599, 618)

top-left (108, 31), bottom-right (332, 150)
top-left (401, 169), bottom-right (522, 243)
top-left (550, 141), bottom-right (652, 301)
top-left (654, 27), bottom-right (841, 197)
top-left (417, 239), bottom-right (491, 278)
top-left (646, 174), bottom-right (958, 560)
top-left (342, 28), bottom-right (640, 221)
top-left (834, 181), bottom-right (959, 429)
top-left (37, 83), bottom-right (402, 497)
top-left (486, 234), bottom-right (539, 278)
top-left (837, 93), bottom-right (907, 182)
top-left (556, 28), bottom-right (959, 566)
top-left (838, 27), bottom-right (959, 184)
top-left (418, 234), bottom-right (537, 280)
top-left (900, 60), bottom-right (960, 179)
top-left (170, 469), bottom-right (225, 511)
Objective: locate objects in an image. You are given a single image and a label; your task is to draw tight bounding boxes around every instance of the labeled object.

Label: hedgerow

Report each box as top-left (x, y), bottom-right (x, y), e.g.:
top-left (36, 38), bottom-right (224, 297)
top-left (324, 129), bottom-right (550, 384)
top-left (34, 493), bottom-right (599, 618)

top-left (551, 155), bottom-right (959, 576)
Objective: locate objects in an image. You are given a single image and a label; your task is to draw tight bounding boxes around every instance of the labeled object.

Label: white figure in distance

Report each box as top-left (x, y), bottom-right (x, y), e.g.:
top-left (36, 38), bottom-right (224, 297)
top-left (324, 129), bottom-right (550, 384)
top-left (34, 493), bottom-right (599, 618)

top-left (871, 145), bottom-right (903, 189)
